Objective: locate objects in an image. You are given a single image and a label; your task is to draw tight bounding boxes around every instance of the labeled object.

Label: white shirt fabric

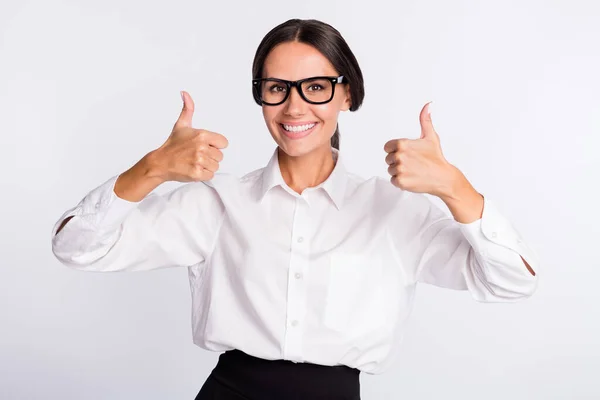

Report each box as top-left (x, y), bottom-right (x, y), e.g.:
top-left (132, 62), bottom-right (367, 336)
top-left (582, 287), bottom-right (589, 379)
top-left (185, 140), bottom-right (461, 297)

top-left (51, 147), bottom-right (539, 374)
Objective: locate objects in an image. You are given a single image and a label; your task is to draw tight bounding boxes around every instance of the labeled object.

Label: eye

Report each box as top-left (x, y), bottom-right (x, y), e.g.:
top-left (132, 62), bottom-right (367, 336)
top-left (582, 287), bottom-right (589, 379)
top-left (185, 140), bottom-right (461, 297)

top-left (268, 83), bottom-right (287, 93)
top-left (306, 84), bottom-right (324, 91)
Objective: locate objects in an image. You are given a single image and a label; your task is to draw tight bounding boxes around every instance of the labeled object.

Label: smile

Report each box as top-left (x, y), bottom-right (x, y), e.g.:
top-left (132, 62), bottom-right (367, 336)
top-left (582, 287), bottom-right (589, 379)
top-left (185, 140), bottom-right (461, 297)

top-left (282, 123), bottom-right (316, 132)
top-left (279, 122), bottom-right (318, 139)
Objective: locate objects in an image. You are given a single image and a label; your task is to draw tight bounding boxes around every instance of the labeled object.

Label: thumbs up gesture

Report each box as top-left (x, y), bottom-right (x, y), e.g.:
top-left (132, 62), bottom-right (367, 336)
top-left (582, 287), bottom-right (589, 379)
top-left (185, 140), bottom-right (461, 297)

top-left (149, 91), bottom-right (229, 183)
top-left (384, 102), bottom-right (461, 198)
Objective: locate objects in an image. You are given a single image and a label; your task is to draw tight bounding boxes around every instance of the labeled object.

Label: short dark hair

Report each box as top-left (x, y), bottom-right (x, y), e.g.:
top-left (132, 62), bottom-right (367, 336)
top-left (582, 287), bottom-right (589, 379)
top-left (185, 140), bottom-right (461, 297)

top-left (251, 19), bottom-right (365, 150)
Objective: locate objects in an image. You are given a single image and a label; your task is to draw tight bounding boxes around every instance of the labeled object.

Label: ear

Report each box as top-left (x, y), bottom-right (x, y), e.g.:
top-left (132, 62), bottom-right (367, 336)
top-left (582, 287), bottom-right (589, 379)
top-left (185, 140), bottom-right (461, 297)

top-left (340, 85), bottom-right (352, 111)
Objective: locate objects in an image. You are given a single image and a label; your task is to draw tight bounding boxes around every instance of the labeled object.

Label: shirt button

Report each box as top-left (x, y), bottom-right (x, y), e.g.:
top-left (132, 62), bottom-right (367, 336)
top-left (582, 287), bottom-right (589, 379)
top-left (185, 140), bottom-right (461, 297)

top-left (295, 272), bottom-right (302, 279)
top-left (297, 236), bottom-right (304, 243)
top-left (491, 232), bottom-right (498, 239)
top-left (95, 203), bottom-right (101, 209)
top-left (291, 320), bottom-right (299, 327)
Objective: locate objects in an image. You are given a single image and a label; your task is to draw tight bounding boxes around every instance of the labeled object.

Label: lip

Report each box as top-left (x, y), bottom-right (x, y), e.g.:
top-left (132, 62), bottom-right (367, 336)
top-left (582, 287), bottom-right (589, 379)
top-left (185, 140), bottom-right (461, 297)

top-left (278, 122), bottom-right (318, 140)
top-left (279, 121), bottom-right (318, 126)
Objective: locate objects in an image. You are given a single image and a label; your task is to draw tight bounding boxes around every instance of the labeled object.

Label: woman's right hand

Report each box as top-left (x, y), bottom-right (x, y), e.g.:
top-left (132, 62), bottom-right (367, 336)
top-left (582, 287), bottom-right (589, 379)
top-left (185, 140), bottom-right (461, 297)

top-left (147, 91), bottom-right (229, 183)
top-left (113, 92), bottom-right (229, 202)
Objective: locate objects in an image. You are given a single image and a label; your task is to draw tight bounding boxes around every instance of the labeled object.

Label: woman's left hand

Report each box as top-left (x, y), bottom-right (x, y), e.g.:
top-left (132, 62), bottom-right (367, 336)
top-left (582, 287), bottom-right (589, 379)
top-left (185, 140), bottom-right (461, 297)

top-left (384, 102), bottom-right (463, 199)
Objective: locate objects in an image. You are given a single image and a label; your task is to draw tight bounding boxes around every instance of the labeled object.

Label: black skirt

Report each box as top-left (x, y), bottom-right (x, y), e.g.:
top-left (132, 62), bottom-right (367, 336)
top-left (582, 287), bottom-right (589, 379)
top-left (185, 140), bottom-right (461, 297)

top-left (195, 349), bottom-right (361, 400)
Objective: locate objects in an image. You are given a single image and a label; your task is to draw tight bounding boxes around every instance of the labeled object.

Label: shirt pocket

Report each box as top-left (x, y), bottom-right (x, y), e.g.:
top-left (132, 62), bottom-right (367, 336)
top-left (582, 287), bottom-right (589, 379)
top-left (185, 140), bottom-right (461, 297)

top-left (323, 252), bottom-right (386, 335)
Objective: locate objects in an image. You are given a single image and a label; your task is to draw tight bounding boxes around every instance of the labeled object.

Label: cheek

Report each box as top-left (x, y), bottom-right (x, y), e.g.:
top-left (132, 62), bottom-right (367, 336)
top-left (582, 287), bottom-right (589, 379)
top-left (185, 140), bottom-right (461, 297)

top-left (311, 105), bottom-right (339, 124)
top-left (262, 106), bottom-right (280, 123)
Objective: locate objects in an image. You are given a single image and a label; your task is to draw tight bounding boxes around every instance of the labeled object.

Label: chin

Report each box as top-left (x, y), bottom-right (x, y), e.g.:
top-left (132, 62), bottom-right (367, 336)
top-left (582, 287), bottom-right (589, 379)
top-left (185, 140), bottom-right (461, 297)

top-left (277, 139), bottom-right (331, 159)
top-left (276, 142), bottom-right (309, 157)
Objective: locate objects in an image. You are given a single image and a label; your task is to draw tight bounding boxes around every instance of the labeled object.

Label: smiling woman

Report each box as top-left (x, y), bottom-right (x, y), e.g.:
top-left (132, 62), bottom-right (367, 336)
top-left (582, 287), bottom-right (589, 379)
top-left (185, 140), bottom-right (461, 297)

top-left (51, 17), bottom-right (539, 400)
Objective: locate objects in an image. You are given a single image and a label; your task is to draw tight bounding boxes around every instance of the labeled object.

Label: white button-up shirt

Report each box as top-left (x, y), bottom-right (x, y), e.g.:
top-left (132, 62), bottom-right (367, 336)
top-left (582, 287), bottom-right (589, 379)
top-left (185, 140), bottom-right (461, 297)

top-left (51, 147), bottom-right (539, 374)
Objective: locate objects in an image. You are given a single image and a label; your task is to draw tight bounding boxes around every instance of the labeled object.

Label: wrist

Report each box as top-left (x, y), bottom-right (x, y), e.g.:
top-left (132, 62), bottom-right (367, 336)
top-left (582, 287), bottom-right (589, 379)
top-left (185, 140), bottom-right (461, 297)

top-left (114, 154), bottom-right (165, 202)
top-left (437, 168), bottom-right (484, 223)
top-left (435, 164), bottom-right (465, 200)
top-left (142, 150), bottom-right (169, 182)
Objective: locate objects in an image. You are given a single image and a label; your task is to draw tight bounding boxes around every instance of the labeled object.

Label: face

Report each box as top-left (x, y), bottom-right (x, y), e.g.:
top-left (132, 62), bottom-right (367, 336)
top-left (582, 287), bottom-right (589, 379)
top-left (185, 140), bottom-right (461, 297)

top-left (260, 41), bottom-right (351, 157)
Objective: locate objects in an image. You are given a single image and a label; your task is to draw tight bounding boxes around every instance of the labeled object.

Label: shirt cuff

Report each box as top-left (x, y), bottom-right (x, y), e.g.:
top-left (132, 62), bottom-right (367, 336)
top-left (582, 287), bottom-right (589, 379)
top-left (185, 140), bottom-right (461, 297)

top-left (80, 174), bottom-right (141, 228)
top-left (457, 196), bottom-right (539, 274)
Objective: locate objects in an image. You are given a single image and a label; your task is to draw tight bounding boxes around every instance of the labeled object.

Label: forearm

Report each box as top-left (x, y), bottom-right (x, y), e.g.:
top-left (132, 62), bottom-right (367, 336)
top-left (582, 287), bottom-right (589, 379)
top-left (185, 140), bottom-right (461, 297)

top-left (438, 165), bottom-right (484, 224)
top-left (55, 153), bottom-right (163, 236)
top-left (114, 152), bottom-right (165, 202)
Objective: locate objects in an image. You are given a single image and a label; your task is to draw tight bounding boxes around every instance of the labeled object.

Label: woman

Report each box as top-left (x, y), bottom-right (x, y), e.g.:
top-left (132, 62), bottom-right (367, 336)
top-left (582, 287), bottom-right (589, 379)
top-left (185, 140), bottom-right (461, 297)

top-left (51, 18), bottom-right (538, 400)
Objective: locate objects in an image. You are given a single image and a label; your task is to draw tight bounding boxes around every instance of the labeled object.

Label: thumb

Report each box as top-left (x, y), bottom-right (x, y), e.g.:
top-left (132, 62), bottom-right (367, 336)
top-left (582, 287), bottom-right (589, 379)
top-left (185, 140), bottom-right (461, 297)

top-left (173, 91), bottom-right (195, 130)
top-left (419, 101), bottom-right (437, 140)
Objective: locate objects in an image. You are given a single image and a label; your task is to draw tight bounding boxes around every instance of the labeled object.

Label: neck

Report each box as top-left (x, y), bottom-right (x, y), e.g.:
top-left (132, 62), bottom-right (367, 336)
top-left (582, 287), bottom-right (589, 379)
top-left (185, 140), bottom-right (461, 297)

top-left (277, 146), bottom-right (336, 195)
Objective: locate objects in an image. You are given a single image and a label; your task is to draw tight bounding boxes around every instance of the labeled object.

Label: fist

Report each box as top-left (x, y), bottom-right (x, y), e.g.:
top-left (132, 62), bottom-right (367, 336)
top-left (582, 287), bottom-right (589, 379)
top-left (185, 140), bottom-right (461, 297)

top-left (384, 102), bottom-right (456, 197)
top-left (149, 91), bottom-right (229, 183)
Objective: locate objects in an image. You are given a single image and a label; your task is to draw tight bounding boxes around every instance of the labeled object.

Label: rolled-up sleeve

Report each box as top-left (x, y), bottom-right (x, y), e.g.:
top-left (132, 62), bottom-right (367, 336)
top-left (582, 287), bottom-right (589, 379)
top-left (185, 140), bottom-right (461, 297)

top-left (51, 174), bottom-right (225, 272)
top-left (455, 197), bottom-right (539, 301)
top-left (396, 192), bottom-right (539, 302)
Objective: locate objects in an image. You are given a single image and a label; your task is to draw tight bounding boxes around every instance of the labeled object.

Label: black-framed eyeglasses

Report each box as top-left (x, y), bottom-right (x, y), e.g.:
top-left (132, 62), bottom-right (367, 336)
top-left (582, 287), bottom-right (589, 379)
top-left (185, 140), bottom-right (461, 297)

top-left (252, 75), bottom-right (347, 106)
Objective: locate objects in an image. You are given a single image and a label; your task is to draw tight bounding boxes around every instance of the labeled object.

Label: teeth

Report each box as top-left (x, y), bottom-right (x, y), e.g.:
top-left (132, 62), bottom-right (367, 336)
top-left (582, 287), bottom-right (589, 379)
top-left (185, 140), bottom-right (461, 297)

top-left (282, 123), bottom-right (316, 132)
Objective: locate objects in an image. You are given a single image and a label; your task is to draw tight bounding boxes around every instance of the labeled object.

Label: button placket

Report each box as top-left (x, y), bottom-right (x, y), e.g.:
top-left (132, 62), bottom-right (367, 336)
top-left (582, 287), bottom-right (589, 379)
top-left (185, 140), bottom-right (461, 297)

top-left (282, 197), bottom-right (309, 362)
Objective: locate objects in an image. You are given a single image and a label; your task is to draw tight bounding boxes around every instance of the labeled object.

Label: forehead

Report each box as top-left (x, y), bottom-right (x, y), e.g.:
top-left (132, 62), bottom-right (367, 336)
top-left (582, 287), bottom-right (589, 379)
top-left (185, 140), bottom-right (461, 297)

top-left (262, 41), bottom-right (338, 80)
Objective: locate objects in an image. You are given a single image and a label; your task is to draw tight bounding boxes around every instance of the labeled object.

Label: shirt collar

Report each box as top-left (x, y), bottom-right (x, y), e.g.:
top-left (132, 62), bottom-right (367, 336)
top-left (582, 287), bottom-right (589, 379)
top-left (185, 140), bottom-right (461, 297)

top-left (259, 147), bottom-right (347, 210)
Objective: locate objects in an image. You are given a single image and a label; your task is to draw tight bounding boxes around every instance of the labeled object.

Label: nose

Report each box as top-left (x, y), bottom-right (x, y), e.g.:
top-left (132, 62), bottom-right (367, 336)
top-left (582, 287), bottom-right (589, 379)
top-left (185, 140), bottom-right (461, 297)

top-left (283, 85), bottom-right (306, 116)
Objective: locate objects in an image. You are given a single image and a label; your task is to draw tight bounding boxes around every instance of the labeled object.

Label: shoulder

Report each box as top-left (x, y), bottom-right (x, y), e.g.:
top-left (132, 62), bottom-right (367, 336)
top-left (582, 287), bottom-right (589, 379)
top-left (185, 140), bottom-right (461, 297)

top-left (240, 166), bottom-right (265, 185)
top-left (158, 179), bottom-right (224, 210)
top-left (183, 168), bottom-right (262, 193)
top-left (189, 168), bottom-right (266, 203)
top-left (346, 174), bottom-right (436, 215)
top-left (346, 174), bottom-right (406, 202)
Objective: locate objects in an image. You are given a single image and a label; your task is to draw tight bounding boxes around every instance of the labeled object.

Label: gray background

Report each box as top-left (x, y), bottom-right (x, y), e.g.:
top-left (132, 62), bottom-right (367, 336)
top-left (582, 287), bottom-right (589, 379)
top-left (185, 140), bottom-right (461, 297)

top-left (1, 0), bottom-right (598, 398)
